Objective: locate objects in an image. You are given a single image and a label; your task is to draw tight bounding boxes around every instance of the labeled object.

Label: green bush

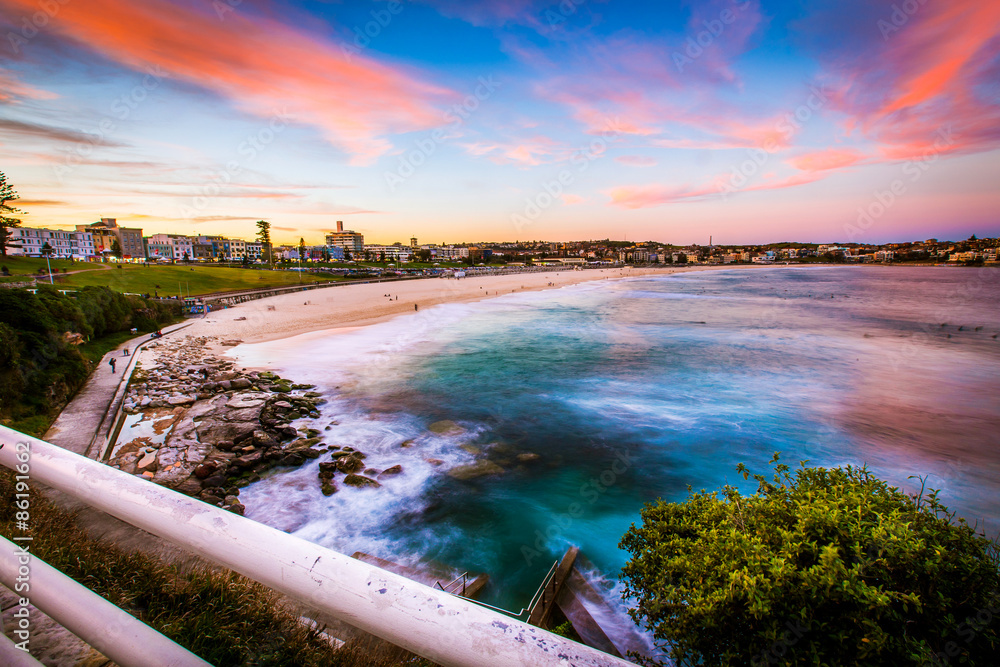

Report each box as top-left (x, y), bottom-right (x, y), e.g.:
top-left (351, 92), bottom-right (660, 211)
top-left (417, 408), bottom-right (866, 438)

top-left (620, 455), bottom-right (1000, 666)
top-left (0, 286), bottom-right (180, 432)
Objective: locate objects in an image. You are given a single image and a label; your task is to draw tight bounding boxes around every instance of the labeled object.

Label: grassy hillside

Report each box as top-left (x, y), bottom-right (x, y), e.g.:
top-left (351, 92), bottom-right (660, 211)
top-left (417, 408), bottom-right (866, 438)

top-left (48, 264), bottom-right (338, 297)
top-left (0, 256), bottom-right (111, 280)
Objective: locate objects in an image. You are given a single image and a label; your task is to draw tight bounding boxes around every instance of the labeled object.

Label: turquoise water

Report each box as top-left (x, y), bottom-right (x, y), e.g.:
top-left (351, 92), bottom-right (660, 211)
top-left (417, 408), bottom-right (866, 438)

top-left (235, 266), bottom-right (1000, 650)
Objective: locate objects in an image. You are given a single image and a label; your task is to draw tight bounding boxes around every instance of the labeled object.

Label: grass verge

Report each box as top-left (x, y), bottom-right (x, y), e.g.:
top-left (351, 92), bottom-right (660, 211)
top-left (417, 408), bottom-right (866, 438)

top-left (0, 468), bottom-right (431, 666)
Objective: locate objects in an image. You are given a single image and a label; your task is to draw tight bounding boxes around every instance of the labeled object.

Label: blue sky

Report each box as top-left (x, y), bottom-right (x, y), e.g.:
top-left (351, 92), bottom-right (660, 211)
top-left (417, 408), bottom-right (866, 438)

top-left (0, 0), bottom-right (998, 245)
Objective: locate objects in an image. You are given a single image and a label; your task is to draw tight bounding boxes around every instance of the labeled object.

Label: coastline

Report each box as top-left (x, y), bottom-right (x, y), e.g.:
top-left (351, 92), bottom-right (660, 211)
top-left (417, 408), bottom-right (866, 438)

top-left (181, 264), bottom-right (762, 346)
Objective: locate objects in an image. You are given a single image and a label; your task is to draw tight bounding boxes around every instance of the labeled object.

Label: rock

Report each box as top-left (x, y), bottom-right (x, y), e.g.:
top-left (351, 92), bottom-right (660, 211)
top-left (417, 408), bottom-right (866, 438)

top-left (175, 476), bottom-right (204, 496)
top-left (342, 474), bottom-right (381, 489)
top-left (321, 480), bottom-right (337, 496)
top-left (399, 439), bottom-right (415, 448)
top-left (336, 456), bottom-right (365, 474)
top-left (426, 458), bottom-right (444, 466)
top-left (136, 448), bottom-right (158, 470)
top-left (378, 465), bottom-right (403, 480)
top-left (226, 502), bottom-right (246, 515)
top-left (194, 462), bottom-right (218, 479)
top-left (364, 468), bottom-right (381, 476)
top-left (232, 450), bottom-right (264, 470)
top-left (200, 491), bottom-right (223, 505)
top-left (226, 392), bottom-right (269, 409)
top-left (251, 430), bottom-right (278, 448)
top-left (280, 452), bottom-right (306, 467)
top-left (517, 453), bottom-right (541, 462)
top-left (230, 378), bottom-right (252, 390)
top-left (460, 444), bottom-right (482, 455)
top-left (139, 397), bottom-right (152, 407)
top-left (447, 461), bottom-right (505, 481)
top-left (202, 474), bottom-right (228, 488)
top-left (429, 420), bottom-right (463, 435)
top-left (167, 395), bottom-right (196, 406)
top-left (273, 401), bottom-right (293, 409)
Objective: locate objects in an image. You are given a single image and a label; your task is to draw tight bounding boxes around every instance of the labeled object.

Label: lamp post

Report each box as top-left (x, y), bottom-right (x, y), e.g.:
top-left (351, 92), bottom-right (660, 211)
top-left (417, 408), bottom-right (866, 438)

top-left (45, 252), bottom-right (53, 284)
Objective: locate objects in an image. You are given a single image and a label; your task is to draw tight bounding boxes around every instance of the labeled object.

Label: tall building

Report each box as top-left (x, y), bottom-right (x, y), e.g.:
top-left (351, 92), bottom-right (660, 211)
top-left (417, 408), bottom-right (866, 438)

top-left (325, 220), bottom-right (364, 255)
top-left (78, 218), bottom-right (144, 258)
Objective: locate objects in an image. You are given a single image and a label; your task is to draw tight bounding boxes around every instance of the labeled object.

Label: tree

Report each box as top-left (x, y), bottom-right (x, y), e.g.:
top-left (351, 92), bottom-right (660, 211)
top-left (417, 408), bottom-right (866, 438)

top-left (620, 455), bottom-right (1000, 666)
top-left (256, 220), bottom-right (273, 268)
top-left (0, 171), bottom-right (25, 257)
top-left (110, 238), bottom-right (122, 257)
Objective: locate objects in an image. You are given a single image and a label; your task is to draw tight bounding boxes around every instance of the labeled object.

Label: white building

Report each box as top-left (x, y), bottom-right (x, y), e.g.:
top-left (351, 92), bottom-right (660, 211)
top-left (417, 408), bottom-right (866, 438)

top-left (433, 246), bottom-right (470, 260)
top-left (364, 244), bottom-right (413, 261)
top-left (147, 233), bottom-right (195, 260)
top-left (9, 227), bottom-right (95, 259)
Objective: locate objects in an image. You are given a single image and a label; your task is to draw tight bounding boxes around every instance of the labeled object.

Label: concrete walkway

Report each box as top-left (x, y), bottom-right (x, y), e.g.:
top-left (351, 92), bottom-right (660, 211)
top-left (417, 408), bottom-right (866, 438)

top-left (44, 322), bottom-right (190, 457)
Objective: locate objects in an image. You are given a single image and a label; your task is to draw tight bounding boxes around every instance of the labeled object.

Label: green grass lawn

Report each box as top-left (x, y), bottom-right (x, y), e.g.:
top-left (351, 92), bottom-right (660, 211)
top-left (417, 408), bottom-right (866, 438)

top-left (0, 256), bottom-right (111, 280)
top-left (49, 264), bottom-right (336, 296)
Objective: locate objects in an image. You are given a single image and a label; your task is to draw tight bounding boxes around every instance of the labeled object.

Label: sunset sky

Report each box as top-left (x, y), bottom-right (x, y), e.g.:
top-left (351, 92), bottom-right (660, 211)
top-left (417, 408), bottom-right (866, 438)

top-left (1, 0), bottom-right (998, 245)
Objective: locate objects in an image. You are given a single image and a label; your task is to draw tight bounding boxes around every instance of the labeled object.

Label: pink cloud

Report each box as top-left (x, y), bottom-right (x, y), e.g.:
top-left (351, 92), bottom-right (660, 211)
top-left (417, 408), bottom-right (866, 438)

top-left (0, 0), bottom-right (455, 164)
top-left (461, 135), bottom-right (565, 166)
top-left (829, 0), bottom-right (1000, 160)
top-left (788, 148), bottom-right (867, 172)
top-left (607, 171), bottom-right (827, 209)
top-left (615, 155), bottom-right (658, 167)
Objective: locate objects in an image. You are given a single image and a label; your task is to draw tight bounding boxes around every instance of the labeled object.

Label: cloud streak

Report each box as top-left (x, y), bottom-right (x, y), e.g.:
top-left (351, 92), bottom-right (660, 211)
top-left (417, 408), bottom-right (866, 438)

top-left (0, 0), bottom-right (456, 164)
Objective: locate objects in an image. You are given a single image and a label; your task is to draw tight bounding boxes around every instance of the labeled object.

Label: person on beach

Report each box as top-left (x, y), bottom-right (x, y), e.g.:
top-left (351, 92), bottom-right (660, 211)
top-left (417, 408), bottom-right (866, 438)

top-left (109, 357), bottom-right (116, 373)
top-left (414, 304), bottom-right (418, 311)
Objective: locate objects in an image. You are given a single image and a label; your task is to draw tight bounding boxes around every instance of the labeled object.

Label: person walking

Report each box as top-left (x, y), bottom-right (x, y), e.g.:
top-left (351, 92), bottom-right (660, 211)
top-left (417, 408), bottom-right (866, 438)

top-left (109, 357), bottom-right (117, 373)
top-left (123, 348), bottom-right (129, 356)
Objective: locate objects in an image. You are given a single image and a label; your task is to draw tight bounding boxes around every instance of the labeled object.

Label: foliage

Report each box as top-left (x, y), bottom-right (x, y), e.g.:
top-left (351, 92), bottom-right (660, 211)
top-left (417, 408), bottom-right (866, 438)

top-left (0, 286), bottom-right (181, 433)
top-left (256, 219), bottom-right (273, 266)
top-left (620, 455), bottom-right (1000, 666)
top-left (0, 170), bottom-right (25, 257)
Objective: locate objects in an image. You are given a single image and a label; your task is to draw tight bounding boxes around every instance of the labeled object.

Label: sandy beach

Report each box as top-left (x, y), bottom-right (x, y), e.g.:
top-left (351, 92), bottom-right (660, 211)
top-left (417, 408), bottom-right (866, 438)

top-left (182, 265), bottom-right (740, 345)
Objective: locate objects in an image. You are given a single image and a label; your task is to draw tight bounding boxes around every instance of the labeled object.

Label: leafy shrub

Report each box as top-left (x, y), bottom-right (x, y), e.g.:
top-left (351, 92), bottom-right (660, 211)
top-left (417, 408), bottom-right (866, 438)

top-left (620, 455), bottom-right (1000, 666)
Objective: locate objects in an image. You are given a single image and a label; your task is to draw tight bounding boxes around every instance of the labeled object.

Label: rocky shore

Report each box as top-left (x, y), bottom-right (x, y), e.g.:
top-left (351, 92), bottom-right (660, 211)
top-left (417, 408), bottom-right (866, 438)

top-left (107, 335), bottom-right (391, 514)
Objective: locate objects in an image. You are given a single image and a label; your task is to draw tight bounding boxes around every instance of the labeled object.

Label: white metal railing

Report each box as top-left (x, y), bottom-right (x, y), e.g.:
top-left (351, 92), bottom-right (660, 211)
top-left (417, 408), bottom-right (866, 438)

top-left (0, 535), bottom-right (209, 667)
top-left (0, 428), bottom-right (633, 667)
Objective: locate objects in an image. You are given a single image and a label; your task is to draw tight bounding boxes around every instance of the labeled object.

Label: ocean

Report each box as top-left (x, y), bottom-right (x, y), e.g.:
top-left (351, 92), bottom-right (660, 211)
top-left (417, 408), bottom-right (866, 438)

top-left (231, 265), bottom-right (1000, 654)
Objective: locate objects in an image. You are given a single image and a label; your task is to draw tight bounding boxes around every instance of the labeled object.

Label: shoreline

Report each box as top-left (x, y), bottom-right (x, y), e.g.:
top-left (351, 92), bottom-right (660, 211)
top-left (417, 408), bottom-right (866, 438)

top-left (182, 264), bottom-right (771, 346)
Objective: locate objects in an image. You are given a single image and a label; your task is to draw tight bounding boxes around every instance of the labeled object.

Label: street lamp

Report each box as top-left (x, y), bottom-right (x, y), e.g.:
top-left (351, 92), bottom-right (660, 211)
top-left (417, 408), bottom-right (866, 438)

top-left (45, 252), bottom-right (53, 284)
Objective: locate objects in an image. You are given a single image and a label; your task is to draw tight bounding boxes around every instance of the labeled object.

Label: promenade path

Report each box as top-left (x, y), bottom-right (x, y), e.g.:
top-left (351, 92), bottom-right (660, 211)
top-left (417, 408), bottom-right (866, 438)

top-left (44, 321), bottom-right (190, 457)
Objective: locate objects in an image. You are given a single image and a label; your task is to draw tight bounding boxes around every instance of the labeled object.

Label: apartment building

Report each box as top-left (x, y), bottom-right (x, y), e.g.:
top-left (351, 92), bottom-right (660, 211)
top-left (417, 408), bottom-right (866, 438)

top-left (8, 227), bottom-right (95, 259)
top-left (325, 221), bottom-right (364, 255)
